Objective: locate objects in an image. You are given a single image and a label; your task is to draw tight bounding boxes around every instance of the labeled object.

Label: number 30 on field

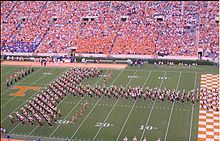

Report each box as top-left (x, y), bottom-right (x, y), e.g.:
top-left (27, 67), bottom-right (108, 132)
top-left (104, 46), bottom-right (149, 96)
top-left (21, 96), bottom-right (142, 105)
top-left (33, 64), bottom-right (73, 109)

top-left (95, 122), bottom-right (114, 128)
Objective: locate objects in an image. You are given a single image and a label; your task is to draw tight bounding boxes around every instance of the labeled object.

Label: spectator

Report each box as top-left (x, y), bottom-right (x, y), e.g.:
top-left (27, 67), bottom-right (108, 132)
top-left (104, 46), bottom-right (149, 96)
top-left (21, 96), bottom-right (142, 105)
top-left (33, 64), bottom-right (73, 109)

top-left (1, 1), bottom-right (218, 57)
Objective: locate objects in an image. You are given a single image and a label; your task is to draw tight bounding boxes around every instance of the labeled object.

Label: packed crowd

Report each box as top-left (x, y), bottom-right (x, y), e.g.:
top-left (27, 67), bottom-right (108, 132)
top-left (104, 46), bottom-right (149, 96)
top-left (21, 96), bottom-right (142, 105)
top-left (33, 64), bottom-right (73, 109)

top-left (9, 67), bottom-right (102, 126)
top-left (1, 1), bottom-right (219, 57)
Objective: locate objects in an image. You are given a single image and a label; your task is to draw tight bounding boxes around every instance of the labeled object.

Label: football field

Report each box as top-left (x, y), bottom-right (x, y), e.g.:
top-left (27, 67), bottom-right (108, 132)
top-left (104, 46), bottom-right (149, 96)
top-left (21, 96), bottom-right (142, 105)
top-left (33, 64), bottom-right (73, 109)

top-left (1, 64), bottom-right (219, 141)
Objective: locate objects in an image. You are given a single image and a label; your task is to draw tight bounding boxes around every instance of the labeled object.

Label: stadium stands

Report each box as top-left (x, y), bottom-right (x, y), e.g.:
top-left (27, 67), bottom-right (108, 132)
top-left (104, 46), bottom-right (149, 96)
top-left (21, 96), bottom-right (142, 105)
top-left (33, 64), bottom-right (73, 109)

top-left (1, 1), bottom-right (219, 57)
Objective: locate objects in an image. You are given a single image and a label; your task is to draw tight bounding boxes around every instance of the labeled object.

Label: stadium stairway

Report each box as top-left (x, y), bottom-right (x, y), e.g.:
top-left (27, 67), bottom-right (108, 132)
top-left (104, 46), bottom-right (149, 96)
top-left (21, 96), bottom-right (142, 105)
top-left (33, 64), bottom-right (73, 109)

top-left (9, 22), bottom-right (23, 40)
top-left (35, 23), bottom-right (51, 48)
top-left (5, 1), bottom-right (17, 20)
top-left (108, 32), bottom-right (119, 53)
top-left (35, 1), bottom-right (48, 24)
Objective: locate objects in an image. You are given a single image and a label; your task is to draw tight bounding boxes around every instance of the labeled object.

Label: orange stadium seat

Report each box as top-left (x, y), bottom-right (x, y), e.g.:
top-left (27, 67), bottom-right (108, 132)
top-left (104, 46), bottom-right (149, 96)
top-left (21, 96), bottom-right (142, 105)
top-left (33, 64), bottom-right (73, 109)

top-left (1, 1), bottom-right (219, 57)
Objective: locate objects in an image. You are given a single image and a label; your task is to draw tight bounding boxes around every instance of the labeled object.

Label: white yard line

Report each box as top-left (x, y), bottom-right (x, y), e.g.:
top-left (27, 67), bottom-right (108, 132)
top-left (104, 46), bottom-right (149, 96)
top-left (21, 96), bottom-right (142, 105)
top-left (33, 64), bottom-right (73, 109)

top-left (116, 100), bottom-right (137, 139)
top-left (1, 67), bottom-right (43, 96)
top-left (188, 105), bottom-right (194, 140)
top-left (140, 71), bottom-right (167, 141)
top-left (70, 69), bottom-right (125, 139)
top-left (92, 97), bottom-right (120, 141)
top-left (92, 70), bottom-right (138, 141)
top-left (189, 72), bottom-right (197, 141)
top-left (1, 68), bottom-right (64, 123)
top-left (115, 71), bottom-right (152, 141)
top-left (164, 72), bottom-right (182, 141)
top-left (48, 70), bottom-right (109, 137)
top-left (1, 67), bottom-right (47, 108)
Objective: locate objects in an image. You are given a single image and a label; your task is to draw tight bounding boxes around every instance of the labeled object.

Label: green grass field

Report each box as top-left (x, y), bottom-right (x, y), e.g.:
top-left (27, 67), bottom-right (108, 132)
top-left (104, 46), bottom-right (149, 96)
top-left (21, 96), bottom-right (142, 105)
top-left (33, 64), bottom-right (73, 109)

top-left (1, 64), bottom-right (219, 141)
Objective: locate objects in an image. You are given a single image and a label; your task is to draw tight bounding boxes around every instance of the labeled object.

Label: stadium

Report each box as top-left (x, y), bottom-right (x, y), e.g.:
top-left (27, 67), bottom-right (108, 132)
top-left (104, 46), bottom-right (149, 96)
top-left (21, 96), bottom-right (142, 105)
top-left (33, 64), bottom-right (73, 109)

top-left (0, 1), bottom-right (219, 141)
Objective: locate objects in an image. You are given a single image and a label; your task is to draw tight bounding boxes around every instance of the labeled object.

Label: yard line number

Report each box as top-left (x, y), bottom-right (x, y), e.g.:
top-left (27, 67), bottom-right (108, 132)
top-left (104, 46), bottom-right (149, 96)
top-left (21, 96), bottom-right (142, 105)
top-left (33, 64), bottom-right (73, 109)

top-left (43, 72), bottom-right (52, 75)
top-left (140, 125), bottom-right (158, 130)
top-left (42, 119), bottom-right (157, 131)
top-left (95, 122), bottom-right (114, 128)
top-left (128, 75), bottom-right (141, 79)
top-left (55, 120), bottom-right (71, 124)
top-left (158, 77), bottom-right (170, 80)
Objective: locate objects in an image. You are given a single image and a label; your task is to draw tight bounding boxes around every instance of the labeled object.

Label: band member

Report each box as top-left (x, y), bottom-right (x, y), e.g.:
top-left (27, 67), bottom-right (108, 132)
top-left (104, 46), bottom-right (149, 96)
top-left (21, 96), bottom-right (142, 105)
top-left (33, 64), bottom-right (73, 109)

top-left (27, 66), bottom-right (30, 74)
top-left (83, 100), bottom-right (88, 110)
top-left (6, 76), bottom-right (9, 87)
top-left (80, 107), bottom-right (83, 115)
top-left (132, 136), bottom-right (137, 141)
top-left (18, 71), bottom-right (21, 80)
top-left (72, 115), bottom-right (75, 124)
top-left (75, 112), bottom-right (79, 120)
top-left (20, 69), bottom-right (24, 77)
top-left (10, 74), bottom-right (13, 84)
top-left (109, 70), bottom-right (113, 80)
top-left (9, 115), bottom-right (15, 124)
top-left (103, 77), bottom-right (107, 84)
top-left (123, 136), bottom-right (128, 141)
top-left (31, 66), bottom-right (34, 72)
top-left (57, 109), bottom-right (61, 117)
top-left (24, 68), bottom-right (28, 76)
top-left (14, 73), bottom-right (17, 82)
top-left (28, 116), bottom-right (34, 125)
top-left (15, 112), bottom-right (25, 124)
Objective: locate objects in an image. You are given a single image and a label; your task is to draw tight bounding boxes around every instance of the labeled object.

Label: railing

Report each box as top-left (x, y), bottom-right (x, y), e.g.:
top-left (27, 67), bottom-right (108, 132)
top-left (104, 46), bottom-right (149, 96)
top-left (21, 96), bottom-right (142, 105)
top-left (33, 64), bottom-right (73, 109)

top-left (1, 52), bottom-right (211, 61)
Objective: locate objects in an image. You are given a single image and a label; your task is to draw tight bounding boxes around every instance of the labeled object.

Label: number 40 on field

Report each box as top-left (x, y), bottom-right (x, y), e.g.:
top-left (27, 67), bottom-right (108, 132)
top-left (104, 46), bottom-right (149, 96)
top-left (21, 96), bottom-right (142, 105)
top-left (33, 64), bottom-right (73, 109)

top-left (140, 125), bottom-right (158, 131)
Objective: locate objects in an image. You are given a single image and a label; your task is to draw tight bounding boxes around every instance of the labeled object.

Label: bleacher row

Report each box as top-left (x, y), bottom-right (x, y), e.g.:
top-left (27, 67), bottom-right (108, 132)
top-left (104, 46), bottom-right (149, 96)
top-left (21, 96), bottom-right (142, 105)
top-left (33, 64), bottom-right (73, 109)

top-left (1, 1), bottom-right (219, 57)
